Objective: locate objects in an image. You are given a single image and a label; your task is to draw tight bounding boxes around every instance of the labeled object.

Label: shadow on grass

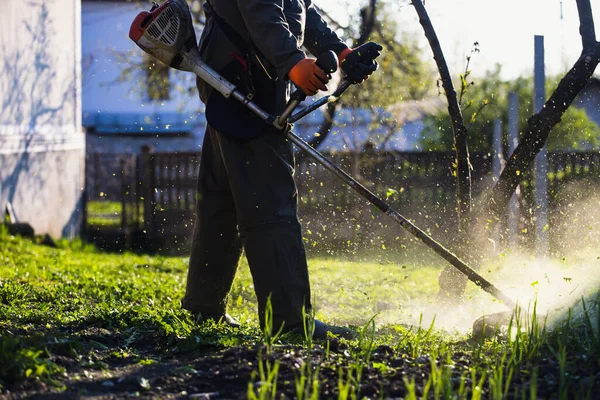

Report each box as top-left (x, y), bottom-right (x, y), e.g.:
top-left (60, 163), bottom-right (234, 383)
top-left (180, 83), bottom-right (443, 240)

top-left (0, 312), bottom-right (261, 394)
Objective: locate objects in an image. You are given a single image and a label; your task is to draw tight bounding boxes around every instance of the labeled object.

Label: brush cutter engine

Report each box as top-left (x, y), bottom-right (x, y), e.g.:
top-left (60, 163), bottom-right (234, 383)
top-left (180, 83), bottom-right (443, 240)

top-left (129, 0), bottom-right (198, 70)
top-left (130, 0), bottom-right (238, 98)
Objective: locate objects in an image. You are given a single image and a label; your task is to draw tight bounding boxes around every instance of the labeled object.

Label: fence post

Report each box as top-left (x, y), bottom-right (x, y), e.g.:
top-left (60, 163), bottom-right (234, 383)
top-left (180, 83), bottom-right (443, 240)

top-left (133, 153), bottom-right (141, 229)
top-left (141, 145), bottom-right (156, 252)
top-left (507, 92), bottom-right (520, 249)
top-left (94, 152), bottom-right (100, 199)
top-left (534, 35), bottom-right (549, 258)
top-left (120, 157), bottom-right (127, 235)
top-left (82, 153), bottom-right (89, 240)
top-left (492, 118), bottom-right (503, 252)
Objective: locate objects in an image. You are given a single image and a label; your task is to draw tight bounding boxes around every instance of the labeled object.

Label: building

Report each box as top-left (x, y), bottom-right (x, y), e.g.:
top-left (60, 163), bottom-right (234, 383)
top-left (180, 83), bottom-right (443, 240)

top-left (0, 0), bottom-right (84, 238)
top-left (297, 98), bottom-right (445, 153)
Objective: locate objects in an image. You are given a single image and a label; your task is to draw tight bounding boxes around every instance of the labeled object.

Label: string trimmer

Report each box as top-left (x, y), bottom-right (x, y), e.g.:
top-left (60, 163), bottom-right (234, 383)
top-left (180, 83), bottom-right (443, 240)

top-left (129, 0), bottom-right (518, 312)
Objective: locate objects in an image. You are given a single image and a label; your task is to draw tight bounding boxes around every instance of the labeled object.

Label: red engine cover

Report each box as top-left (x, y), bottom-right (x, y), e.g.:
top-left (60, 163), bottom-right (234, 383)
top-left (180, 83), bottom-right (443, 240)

top-left (129, 1), bottom-right (172, 42)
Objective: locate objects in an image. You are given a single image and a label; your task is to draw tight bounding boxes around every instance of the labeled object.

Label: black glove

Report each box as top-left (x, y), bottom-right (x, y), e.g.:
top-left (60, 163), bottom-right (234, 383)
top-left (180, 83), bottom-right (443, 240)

top-left (340, 42), bottom-right (383, 84)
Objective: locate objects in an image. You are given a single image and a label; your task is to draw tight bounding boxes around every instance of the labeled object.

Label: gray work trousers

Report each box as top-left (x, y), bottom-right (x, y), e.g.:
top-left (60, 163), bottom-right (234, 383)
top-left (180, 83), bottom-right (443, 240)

top-left (181, 124), bottom-right (312, 330)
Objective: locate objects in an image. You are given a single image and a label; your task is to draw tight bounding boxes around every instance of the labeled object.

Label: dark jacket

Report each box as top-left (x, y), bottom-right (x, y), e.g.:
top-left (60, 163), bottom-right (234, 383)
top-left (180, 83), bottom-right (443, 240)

top-left (208, 0), bottom-right (347, 80)
top-left (198, 0), bottom-right (346, 137)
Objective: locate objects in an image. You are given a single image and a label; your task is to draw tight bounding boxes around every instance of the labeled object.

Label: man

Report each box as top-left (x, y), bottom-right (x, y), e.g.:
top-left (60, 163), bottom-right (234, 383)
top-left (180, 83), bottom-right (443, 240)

top-left (181, 0), bottom-right (381, 338)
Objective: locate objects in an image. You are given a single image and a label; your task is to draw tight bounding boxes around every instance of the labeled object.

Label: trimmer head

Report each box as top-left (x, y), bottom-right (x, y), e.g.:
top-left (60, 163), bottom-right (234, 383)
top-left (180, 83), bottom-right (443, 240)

top-left (129, 0), bottom-right (199, 71)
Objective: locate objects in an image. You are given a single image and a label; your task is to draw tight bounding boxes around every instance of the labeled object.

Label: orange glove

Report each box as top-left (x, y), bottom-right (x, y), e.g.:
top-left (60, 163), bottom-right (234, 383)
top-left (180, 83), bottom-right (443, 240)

top-left (288, 58), bottom-right (330, 96)
top-left (338, 48), bottom-right (353, 62)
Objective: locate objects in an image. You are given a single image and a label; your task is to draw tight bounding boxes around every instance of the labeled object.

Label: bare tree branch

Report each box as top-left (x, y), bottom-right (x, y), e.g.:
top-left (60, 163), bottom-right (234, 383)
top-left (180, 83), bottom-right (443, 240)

top-left (577, 0), bottom-right (596, 49)
top-left (356, 0), bottom-right (377, 46)
top-left (377, 118), bottom-right (400, 150)
top-left (411, 0), bottom-right (472, 230)
top-left (481, 0), bottom-right (600, 222)
top-left (314, 5), bottom-right (348, 32)
top-left (304, 101), bottom-right (338, 151)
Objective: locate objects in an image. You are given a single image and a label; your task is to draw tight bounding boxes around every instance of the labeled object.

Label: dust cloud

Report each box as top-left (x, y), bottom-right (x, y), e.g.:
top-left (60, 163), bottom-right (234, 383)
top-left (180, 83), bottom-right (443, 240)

top-left (315, 189), bottom-right (600, 336)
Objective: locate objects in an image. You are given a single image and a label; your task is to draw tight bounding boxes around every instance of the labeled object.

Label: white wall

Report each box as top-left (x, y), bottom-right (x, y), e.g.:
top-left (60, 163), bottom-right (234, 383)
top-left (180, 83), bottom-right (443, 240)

top-left (0, 0), bottom-right (85, 238)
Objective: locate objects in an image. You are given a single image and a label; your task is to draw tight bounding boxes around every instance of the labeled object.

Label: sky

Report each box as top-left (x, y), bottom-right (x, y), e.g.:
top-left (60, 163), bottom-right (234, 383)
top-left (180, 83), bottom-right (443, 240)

top-left (317, 0), bottom-right (600, 80)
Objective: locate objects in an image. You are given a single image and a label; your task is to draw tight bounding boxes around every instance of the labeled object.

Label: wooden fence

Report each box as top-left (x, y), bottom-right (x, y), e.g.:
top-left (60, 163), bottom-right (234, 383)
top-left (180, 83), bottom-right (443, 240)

top-left (140, 146), bottom-right (200, 252)
top-left (85, 149), bottom-right (600, 253)
top-left (547, 152), bottom-right (600, 190)
top-left (84, 152), bottom-right (140, 249)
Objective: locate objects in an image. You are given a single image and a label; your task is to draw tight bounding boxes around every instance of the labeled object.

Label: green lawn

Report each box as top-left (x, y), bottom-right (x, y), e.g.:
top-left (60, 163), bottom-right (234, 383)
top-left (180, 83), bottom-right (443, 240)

top-left (86, 200), bottom-right (125, 227)
top-left (86, 200), bottom-right (146, 228)
top-left (1, 226), bottom-right (600, 398)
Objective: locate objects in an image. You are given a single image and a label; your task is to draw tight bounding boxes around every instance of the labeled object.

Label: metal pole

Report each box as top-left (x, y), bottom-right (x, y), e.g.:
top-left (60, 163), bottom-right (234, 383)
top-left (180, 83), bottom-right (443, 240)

top-left (120, 157), bottom-right (127, 233)
top-left (492, 118), bottom-right (503, 252)
top-left (507, 92), bottom-right (520, 249)
top-left (534, 35), bottom-right (549, 258)
top-left (492, 119), bottom-right (503, 182)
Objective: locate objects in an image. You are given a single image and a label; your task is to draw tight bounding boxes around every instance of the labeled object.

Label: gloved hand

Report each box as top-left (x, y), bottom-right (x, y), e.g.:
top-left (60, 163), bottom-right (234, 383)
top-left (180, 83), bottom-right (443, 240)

top-left (339, 42), bottom-right (383, 84)
top-left (289, 58), bottom-right (330, 96)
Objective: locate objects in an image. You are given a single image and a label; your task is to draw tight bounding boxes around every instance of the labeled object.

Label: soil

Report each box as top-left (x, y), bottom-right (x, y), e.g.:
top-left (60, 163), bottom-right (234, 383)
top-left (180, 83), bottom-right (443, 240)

top-left (2, 330), bottom-right (594, 400)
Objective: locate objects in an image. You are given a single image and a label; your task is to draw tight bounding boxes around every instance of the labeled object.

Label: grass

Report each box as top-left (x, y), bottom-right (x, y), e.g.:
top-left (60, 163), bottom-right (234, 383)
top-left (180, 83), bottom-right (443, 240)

top-left (86, 200), bottom-right (125, 227)
top-left (1, 225), bottom-right (600, 398)
top-left (86, 200), bottom-right (145, 228)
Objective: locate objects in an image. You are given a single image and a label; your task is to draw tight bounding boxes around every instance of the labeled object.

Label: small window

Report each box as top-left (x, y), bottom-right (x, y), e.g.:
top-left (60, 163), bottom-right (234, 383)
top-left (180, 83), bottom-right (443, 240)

top-left (145, 55), bottom-right (171, 101)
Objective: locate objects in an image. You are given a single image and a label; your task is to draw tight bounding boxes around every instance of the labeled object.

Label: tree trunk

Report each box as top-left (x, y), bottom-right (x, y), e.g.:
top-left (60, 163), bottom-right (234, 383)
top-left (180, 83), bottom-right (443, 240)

top-left (412, 0), bottom-right (472, 231)
top-left (479, 0), bottom-right (600, 226)
top-left (412, 0), bottom-right (473, 302)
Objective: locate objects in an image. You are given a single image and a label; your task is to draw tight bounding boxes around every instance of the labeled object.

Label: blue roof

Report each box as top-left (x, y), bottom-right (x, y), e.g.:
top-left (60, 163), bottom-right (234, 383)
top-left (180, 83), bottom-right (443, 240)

top-left (83, 111), bottom-right (206, 134)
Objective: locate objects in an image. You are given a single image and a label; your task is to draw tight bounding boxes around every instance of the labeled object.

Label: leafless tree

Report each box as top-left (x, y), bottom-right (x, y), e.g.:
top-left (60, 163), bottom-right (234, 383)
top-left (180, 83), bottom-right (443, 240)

top-left (410, 0), bottom-right (599, 301)
top-left (480, 0), bottom-right (600, 223)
